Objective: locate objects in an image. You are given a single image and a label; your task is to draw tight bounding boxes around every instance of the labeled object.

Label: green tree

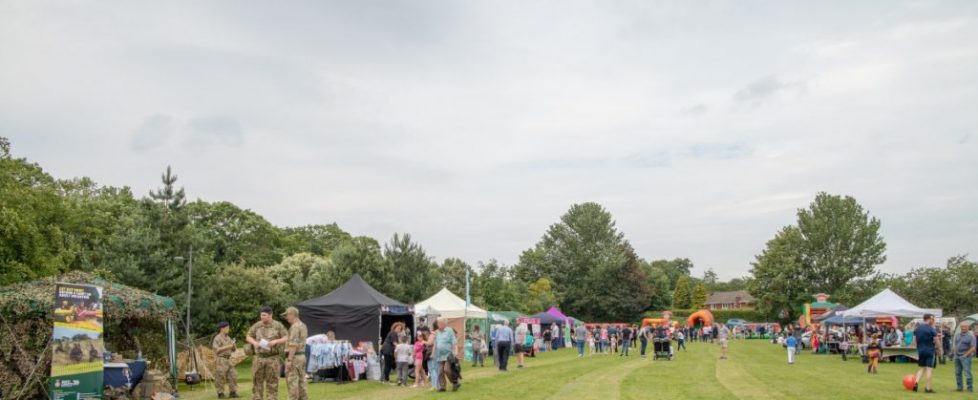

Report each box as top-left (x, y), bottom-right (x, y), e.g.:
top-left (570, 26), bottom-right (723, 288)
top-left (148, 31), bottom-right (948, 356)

top-left (188, 200), bottom-right (285, 267)
top-left (283, 223), bottom-right (351, 257)
top-left (206, 263), bottom-right (287, 338)
top-left (691, 282), bottom-right (708, 309)
top-left (702, 269), bottom-right (719, 290)
top-left (516, 202), bottom-right (649, 321)
top-left (581, 244), bottom-right (650, 321)
top-left (0, 136), bottom-right (10, 157)
top-left (268, 252), bottom-right (334, 305)
top-left (710, 277), bottom-right (749, 292)
top-left (525, 277), bottom-right (558, 312)
top-left (650, 258), bottom-right (694, 289)
top-left (384, 233), bottom-right (438, 302)
top-left (330, 236), bottom-right (399, 298)
top-left (438, 258), bottom-right (475, 298)
top-left (796, 192), bottom-right (886, 294)
top-left (672, 275), bottom-right (691, 309)
top-left (885, 255), bottom-right (978, 317)
top-left (147, 165), bottom-right (186, 229)
top-left (476, 260), bottom-right (524, 312)
top-left (512, 247), bottom-right (549, 284)
top-left (0, 149), bottom-right (71, 285)
top-left (747, 226), bottom-right (809, 321)
top-left (642, 260), bottom-right (673, 310)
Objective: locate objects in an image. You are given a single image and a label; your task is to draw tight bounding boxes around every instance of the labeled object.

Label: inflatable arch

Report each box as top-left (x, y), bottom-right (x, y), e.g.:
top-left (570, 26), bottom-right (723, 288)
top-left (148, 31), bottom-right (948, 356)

top-left (686, 309), bottom-right (715, 327)
top-left (641, 318), bottom-right (679, 328)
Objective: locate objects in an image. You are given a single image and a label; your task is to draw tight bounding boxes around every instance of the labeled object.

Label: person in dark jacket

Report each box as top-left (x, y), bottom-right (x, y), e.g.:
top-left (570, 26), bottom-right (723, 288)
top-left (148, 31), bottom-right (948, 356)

top-left (381, 322), bottom-right (405, 383)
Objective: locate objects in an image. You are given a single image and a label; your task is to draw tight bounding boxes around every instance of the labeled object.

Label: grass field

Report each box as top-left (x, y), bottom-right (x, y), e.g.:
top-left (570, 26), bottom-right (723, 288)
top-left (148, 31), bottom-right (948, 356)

top-left (177, 340), bottom-right (971, 399)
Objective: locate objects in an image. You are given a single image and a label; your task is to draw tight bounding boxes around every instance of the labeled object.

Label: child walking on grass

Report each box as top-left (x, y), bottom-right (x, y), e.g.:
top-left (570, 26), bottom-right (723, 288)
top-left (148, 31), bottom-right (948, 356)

top-left (786, 334), bottom-right (798, 364)
top-left (413, 333), bottom-right (427, 388)
top-left (867, 338), bottom-right (882, 374)
top-left (394, 335), bottom-right (413, 386)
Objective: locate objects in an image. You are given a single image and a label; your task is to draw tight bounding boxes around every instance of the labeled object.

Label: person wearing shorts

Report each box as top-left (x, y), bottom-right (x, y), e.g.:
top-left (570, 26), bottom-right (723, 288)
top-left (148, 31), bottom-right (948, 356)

top-left (717, 324), bottom-right (730, 360)
top-left (913, 314), bottom-right (939, 393)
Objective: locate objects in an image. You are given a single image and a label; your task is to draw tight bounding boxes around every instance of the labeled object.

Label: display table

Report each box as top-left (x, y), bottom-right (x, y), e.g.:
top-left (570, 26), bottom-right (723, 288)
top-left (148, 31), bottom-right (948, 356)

top-left (881, 347), bottom-right (919, 362)
top-left (104, 360), bottom-right (148, 389)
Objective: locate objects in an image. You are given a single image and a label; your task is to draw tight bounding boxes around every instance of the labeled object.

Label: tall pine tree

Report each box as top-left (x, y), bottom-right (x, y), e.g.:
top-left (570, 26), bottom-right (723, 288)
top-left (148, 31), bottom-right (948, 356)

top-left (692, 282), bottom-right (708, 309)
top-left (672, 275), bottom-right (692, 309)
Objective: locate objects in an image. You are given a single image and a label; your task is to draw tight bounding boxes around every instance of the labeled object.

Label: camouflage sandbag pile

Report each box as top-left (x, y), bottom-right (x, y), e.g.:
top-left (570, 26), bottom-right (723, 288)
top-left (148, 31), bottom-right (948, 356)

top-left (132, 369), bottom-right (175, 400)
top-left (229, 348), bottom-right (247, 367)
top-left (103, 386), bottom-right (132, 400)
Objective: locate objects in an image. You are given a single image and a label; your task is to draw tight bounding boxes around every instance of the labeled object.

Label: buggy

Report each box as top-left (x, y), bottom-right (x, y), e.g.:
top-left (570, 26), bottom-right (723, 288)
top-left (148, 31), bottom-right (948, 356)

top-left (653, 338), bottom-right (673, 360)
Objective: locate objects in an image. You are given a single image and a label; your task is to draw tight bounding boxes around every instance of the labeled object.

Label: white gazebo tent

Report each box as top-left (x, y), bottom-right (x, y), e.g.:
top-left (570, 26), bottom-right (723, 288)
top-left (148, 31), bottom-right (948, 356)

top-left (841, 288), bottom-right (943, 353)
top-left (415, 288), bottom-right (489, 360)
top-left (841, 288), bottom-right (942, 318)
top-left (414, 304), bottom-right (440, 332)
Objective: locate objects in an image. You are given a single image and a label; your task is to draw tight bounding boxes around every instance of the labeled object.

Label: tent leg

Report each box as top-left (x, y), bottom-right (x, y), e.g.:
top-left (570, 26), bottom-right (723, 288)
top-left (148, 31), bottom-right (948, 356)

top-left (167, 319), bottom-right (178, 396)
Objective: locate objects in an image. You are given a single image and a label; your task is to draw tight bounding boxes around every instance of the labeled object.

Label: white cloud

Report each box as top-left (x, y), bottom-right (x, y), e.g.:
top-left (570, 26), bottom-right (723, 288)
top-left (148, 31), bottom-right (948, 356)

top-left (2, 1), bottom-right (977, 279)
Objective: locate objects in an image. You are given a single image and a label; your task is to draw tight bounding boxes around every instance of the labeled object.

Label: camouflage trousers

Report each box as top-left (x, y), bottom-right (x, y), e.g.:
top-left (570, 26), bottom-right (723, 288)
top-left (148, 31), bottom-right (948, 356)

top-left (286, 354), bottom-right (307, 400)
top-left (215, 357), bottom-right (238, 395)
top-left (251, 356), bottom-right (280, 400)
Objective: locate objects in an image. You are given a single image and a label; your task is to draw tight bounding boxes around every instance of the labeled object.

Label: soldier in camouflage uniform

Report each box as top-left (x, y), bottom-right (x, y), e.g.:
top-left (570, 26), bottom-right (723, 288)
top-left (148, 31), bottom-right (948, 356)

top-left (282, 307), bottom-right (308, 400)
top-left (212, 321), bottom-right (239, 398)
top-left (246, 307), bottom-right (288, 400)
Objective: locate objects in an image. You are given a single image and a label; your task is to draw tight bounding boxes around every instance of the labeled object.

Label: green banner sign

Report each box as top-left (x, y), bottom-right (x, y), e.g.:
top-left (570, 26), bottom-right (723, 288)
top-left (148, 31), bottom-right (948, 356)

top-left (50, 283), bottom-right (104, 400)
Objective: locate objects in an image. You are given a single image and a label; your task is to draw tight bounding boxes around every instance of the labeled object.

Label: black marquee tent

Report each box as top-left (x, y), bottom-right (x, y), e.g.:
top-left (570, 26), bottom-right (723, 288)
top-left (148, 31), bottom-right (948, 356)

top-left (296, 274), bottom-right (414, 351)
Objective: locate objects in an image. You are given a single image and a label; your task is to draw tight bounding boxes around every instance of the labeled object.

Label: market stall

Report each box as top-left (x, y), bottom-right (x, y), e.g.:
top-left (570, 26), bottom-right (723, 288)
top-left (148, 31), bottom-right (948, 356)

top-left (414, 288), bottom-right (488, 361)
top-left (0, 272), bottom-right (178, 400)
top-left (841, 288), bottom-right (943, 361)
top-left (295, 274), bottom-right (413, 351)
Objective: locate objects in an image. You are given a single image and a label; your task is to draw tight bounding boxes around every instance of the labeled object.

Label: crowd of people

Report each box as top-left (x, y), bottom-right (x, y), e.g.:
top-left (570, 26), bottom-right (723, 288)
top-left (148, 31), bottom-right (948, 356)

top-left (775, 313), bottom-right (978, 394)
top-left (211, 309), bottom-right (746, 399)
top-left (195, 305), bottom-right (978, 399)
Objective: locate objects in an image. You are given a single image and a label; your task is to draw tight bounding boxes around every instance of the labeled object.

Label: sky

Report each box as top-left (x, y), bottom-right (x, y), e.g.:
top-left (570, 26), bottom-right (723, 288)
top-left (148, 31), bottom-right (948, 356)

top-left (2, 1), bottom-right (977, 280)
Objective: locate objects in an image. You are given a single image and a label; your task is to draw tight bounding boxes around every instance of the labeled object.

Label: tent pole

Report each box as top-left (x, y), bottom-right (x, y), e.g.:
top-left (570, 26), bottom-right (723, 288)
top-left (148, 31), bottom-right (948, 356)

top-left (167, 319), bottom-right (177, 396)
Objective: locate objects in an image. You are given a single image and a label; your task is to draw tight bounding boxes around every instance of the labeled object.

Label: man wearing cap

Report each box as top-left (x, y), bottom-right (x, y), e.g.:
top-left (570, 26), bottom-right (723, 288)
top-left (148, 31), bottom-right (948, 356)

top-left (247, 306), bottom-right (288, 400)
top-left (282, 307), bottom-right (308, 400)
top-left (212, 321), bottom-right (238, 398)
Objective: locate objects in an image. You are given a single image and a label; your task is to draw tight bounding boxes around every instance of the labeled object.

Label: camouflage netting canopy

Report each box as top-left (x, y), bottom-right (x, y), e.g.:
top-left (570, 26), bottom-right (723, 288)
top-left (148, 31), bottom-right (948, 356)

top-left (0, 271), bottom-right (177, 322)
top-left (0, 271), bottom-right (178, 400)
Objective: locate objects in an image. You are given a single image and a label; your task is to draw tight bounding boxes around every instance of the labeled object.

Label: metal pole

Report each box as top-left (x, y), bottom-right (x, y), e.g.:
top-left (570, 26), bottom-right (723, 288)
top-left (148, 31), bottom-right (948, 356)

top-left (187, 245), bottom-right (193, 340)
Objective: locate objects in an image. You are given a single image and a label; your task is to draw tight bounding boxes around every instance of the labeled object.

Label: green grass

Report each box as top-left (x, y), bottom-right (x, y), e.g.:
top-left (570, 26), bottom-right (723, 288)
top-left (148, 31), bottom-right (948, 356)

top-left (176, 340), bottom-right (971, 399)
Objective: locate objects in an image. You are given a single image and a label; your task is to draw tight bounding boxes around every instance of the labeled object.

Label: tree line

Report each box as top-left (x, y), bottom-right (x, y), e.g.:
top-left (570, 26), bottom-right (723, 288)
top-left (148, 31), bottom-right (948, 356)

top-left (1, 137), bottom-right (738, 338)
top-left (5, 135), bottom-right (970, 338)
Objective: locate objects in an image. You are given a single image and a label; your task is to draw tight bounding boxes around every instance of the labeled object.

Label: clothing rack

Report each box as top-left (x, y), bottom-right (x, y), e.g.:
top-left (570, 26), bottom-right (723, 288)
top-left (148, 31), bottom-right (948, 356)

top-left (307, 340), bottom-right (368, 385)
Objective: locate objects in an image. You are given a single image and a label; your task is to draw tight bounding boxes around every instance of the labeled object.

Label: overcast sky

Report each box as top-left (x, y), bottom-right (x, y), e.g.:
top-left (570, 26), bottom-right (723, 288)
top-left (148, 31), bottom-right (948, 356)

top-left (2, 1), bottom-right (976, 279)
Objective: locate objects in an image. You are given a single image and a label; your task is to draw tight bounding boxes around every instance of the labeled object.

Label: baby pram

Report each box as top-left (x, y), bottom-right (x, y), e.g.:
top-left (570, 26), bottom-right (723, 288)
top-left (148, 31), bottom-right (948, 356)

top-left (653, 338), bottom-right (673, 360)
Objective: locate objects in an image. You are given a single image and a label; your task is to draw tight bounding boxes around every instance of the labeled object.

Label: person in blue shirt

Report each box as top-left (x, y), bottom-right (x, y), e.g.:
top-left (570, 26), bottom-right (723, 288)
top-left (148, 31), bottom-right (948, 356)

top-left (494, 320), bottom-right (514, 372)
top-left (786, 334), bottom-right (798, 364)
top-left (913, 314), bottom-right (940, 393)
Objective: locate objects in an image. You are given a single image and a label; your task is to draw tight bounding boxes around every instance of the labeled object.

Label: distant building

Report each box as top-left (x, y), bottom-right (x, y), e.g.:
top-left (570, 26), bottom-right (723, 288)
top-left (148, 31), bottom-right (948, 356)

top-left (705, 291), bottom-right (755, 310)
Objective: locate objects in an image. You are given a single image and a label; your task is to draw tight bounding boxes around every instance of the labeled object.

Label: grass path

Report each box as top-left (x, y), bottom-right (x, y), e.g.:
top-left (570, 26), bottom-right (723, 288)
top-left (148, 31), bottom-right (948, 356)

top-left (177, 340), bottom-right (972, 399)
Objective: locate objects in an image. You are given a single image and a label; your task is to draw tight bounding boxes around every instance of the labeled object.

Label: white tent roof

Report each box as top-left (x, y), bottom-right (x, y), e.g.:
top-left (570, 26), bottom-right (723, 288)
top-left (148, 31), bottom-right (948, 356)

top-left (415, 288), bottom-right (488, 319)
top-left (841, 288), bottom-right (942, 318)
top-left (414, 304), bottom-right (440, 318)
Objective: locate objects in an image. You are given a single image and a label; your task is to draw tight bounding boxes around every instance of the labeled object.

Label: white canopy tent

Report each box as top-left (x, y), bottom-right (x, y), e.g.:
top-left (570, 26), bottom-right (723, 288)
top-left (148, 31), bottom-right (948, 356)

top-left (416, 288), bottom-right (489, 362)
top-left (415, 287), bottom-right (488, 319)
top-left (841, 288), bottom-right (942, 318)
top-left (414, 304), bottom-right (441, 318)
